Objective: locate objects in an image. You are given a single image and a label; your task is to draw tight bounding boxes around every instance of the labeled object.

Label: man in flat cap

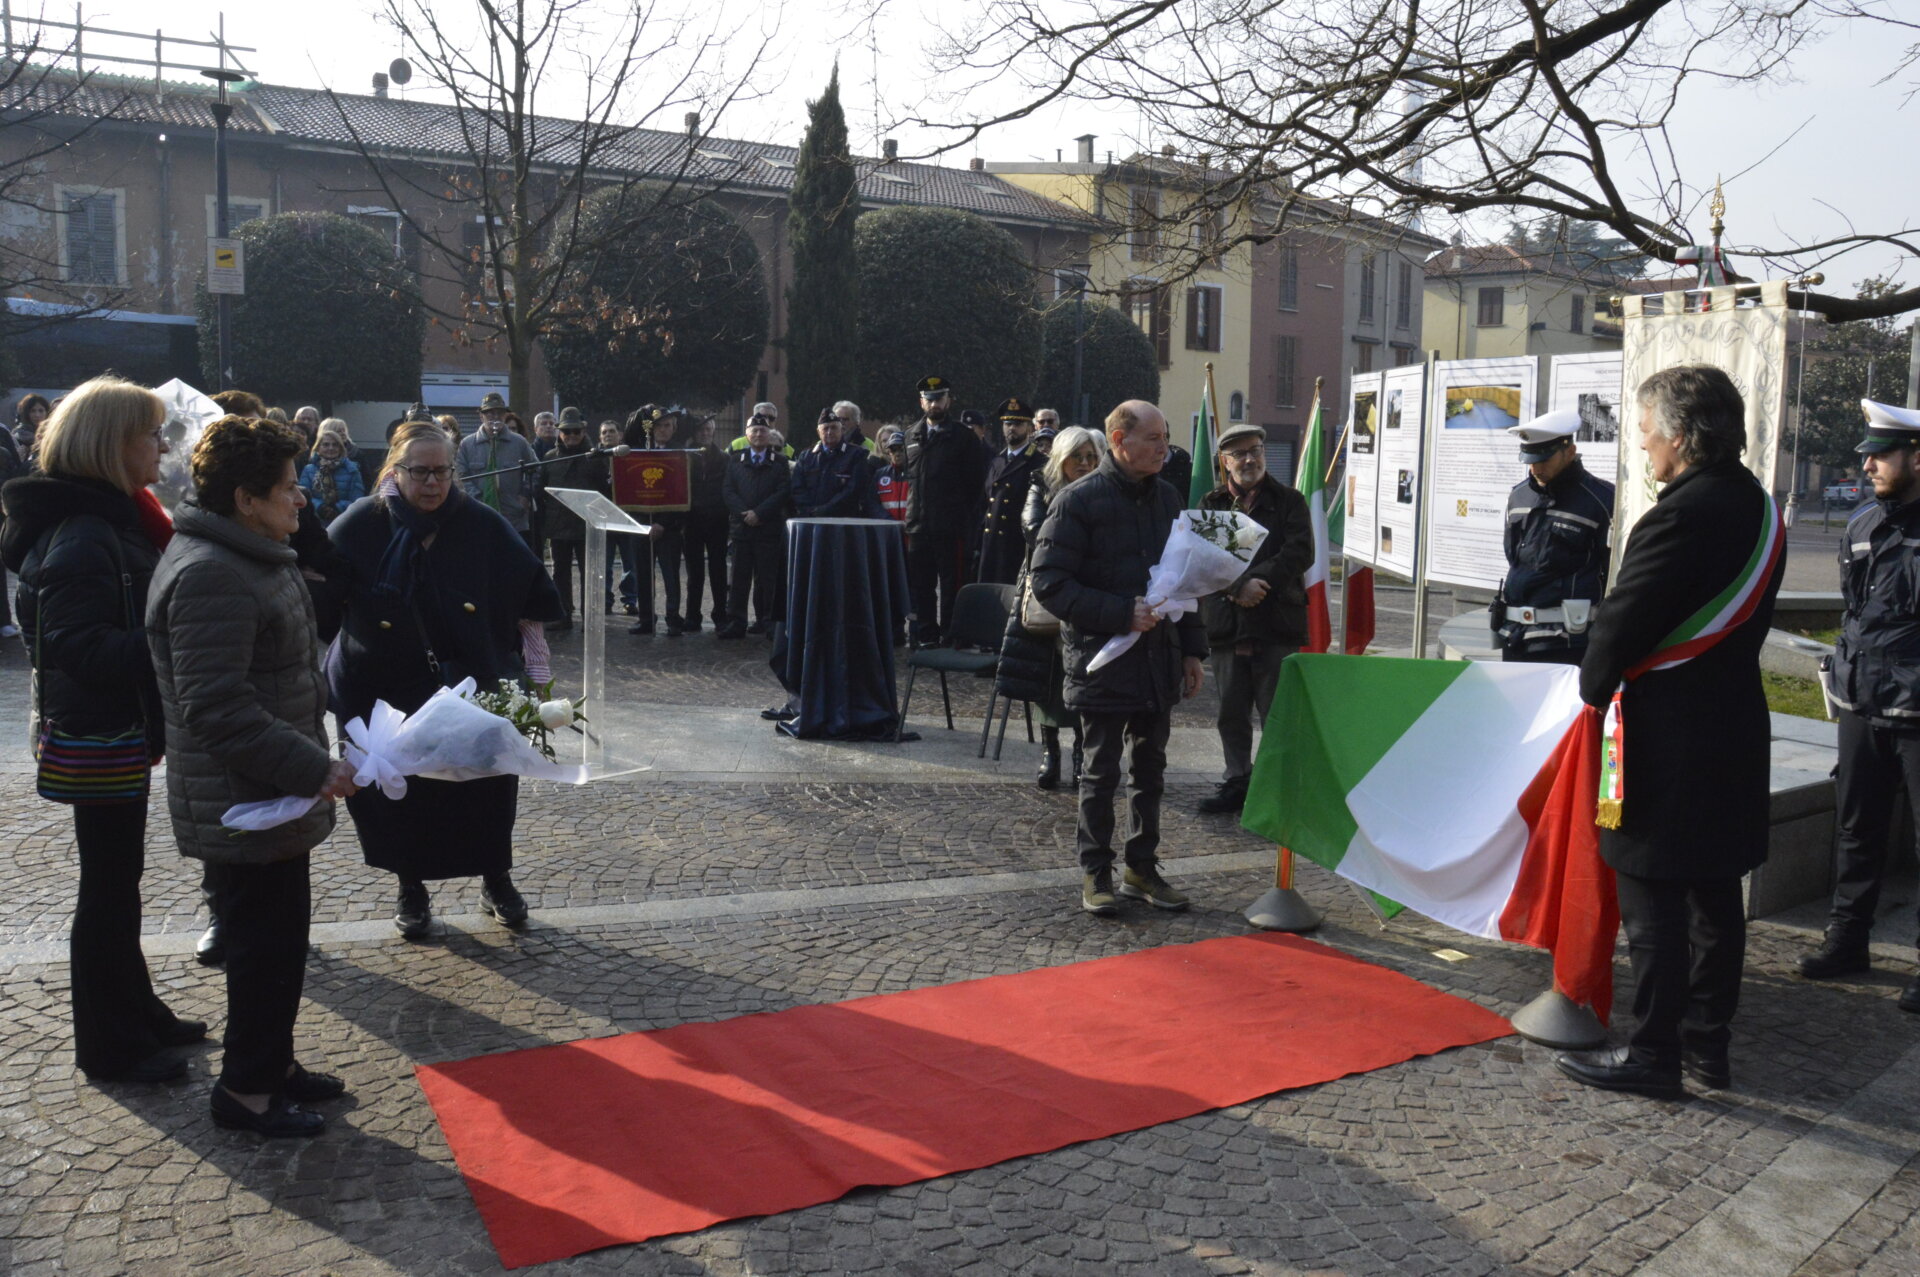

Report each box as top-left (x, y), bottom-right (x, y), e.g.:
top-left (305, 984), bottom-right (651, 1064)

top-left (1491, 409), bottom-right (1614, 663)
top-left (904, 375), bottom-right (990, 643)
top-left (1799, 399), bottom-right (1920, 1013)
top-left (977, 396), bottom-right (1044, 584)
top-left (1194, 422), bottom-right (1313, 815)
top-left (456, 389), bottom-right (541, 546)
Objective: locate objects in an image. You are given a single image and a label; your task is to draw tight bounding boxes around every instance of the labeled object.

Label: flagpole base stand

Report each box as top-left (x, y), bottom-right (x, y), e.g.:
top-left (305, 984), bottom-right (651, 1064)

top-left (1245, 887), bottom-right (1322, 933)
top-left (1509, 987), bottom-right (1607, 1049)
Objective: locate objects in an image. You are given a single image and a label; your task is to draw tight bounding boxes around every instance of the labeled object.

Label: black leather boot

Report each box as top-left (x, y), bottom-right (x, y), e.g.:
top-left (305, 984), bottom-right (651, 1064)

top-left (1036, 728), bottom-right (1061, 790)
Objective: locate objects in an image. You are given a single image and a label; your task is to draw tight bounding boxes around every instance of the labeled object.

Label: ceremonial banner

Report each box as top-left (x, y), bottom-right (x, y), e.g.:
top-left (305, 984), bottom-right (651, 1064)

top-left (1422, 357), bottom-right (1537, 591)
top-left (1296, 390), bottom-right (1332, 652)
top-left (1242, 655), bottom-right (1618, 1019)
top-left (611, 450), bottom-right (690, 513)
top-left (1616, 281), bottom-right (1788, 563)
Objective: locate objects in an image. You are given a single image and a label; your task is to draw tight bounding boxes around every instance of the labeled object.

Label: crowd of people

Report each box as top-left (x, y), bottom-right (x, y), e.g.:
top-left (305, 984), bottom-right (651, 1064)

top-left (6, 357), bottom-right (1915, 1137)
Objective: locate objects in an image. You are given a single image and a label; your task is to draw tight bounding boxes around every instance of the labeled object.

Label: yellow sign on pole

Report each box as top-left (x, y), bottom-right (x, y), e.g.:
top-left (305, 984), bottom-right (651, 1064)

top-left (206, 237), bottom-right (245, 296)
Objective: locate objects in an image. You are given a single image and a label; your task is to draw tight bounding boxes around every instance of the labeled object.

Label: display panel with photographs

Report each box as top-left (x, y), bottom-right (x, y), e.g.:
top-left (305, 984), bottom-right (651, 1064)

top-left (1422, 357), bottom-right (1537, 590)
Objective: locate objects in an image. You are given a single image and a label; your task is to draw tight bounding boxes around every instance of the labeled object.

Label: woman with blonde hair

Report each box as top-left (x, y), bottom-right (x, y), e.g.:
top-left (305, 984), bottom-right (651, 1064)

top-left (0, 374), bottom-right (203, 1083)
top-left (996, 425), bottom-right (1106, 788)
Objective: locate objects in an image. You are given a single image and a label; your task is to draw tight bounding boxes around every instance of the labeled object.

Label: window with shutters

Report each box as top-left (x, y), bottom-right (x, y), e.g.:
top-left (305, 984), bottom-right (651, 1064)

top-left (1185, 284), bottom-right (1223, 352)
top-left (1278, 240), bottom-right (1299, 311)
top-left (349, 206), bottom-right (422, 277)
top-left (462, 217), bottom-right (509, 302)
top-left (1126, 277), bottom-right (1171, 369)
top-left (1359, 253), bottom-right (1377, 324)
top-left (1396, 262), bottom-right (1413, 328)
top-left (1128, 187), bottom-right (1160, 261)
top-left (1190, 208), bottom-right (1225, 267)
top-left (1393, 345), bottom-right (1415, 367)
top-left (1354, 340), bottom-right (1374, 374)
top-left (60, 187), bottom-right (123, 286)
top-left (1570, 293), bottom-right (1586, 334)
top-left (1477, 287), bottom-right (1505, 326)
top-left (205, 195), bottom-right (267, 237)
top-left (1275, 335), bottom-right (1298, 407)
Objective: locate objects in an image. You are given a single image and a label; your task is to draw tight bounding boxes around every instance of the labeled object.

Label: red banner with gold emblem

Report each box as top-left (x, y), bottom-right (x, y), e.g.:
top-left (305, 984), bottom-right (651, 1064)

top-left (611, 451), bottom-right (690, 513)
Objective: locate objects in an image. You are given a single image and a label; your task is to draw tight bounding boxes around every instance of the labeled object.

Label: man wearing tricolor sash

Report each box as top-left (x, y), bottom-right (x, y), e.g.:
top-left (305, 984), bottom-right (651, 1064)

top-left (1554, 365), bottom-right (1786, 1099)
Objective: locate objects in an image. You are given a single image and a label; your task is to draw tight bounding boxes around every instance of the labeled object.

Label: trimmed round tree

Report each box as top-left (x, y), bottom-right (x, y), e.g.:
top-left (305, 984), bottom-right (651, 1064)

top-left (1034, 301), bottom-right (1161, 426)
top-left (195, 211), bottom-right (422, 409)
top-left (542, 184), bottom-right (768, 415)
top-left (854, 206), bottom-right (1041, 421)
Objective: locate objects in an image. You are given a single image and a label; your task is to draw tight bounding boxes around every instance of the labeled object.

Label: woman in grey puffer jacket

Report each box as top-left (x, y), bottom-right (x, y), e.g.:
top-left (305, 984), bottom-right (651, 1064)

top-left (147, 416), bottom-right (360, 1139)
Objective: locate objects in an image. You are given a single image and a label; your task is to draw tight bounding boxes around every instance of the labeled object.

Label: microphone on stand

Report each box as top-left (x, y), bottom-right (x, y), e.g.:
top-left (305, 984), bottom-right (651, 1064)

top-left (460, 442), bottom-right (634, 482)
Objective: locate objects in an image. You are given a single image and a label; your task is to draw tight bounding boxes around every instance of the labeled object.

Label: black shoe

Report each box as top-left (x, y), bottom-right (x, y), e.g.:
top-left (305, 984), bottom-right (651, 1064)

top-left (211, 1087), bottom-right (326, 1138)
top-left (283, 1064), bottom-right (348, 1103)
top-left (87, 1052), bottom-right (187, 1085)
top-left (746, 620), bottom-right (769, 635)
top-left (682, 616), bottom-right (703, 633)
top-left (482, 874), bottom-right (529, 927)
top-left (156, 1018), bottom-right (209, 1047)
top-left (1798, 929), bottom-right (1871, 979)
top-left (1901, 973), bottom-right (1920, 1013)
top-left (623, 603), bottom-right (639, 617)
top-left (1681, 1049), bottom-right (1731, 1090)
top-left (716, 624), bottom-right (746, 641)
top-left (395, 880), bottom-right (431, 939)
top-left (1036, 731), bottom-right (1061, 790)
top-left (1197, 780), bottom-right (1248, 815)
top-left (1552, 1046), bottom-right (1686, 1100)
top-left (628, 620), bottom-right (655, 636)
top-left (759, 705), bottom-right (798, 722)
top-left (665, 617), bottom-right (684, 637)
top-left (195, 920), bottom-right (225, 966)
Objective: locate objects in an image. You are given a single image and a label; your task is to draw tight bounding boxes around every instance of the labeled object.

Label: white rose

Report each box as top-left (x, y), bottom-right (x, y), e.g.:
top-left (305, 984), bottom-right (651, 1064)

top-left (538, 699), bottom-right (574, 730)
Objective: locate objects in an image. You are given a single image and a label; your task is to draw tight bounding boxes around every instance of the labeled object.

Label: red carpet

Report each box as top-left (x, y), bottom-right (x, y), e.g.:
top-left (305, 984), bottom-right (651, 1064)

top-left (417, 932), bottom-right (1510, 1268)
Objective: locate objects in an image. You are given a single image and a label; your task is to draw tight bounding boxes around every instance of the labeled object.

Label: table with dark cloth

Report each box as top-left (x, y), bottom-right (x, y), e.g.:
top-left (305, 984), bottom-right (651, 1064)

top-left (773, 517), bottom-right (910, 740)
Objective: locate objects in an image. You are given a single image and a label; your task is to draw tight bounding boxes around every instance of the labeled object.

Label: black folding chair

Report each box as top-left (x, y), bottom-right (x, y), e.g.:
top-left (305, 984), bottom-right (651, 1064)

top-left (895, 582), bottom-right (1015, 746)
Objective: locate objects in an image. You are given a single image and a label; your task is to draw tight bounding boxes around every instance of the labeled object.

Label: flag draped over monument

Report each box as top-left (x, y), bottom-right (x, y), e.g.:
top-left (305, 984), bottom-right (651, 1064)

top-left (1242, 655), bottom-right (1619, 1020)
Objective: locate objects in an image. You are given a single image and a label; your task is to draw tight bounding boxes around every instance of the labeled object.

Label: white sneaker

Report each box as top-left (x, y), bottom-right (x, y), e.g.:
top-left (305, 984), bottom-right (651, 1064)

top-left (0, 625), bottom-right (19, 638)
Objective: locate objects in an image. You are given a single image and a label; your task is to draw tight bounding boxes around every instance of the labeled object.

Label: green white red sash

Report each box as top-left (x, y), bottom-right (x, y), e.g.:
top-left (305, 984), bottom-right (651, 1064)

top-left (1596, 491), bottom-right (1784, 829)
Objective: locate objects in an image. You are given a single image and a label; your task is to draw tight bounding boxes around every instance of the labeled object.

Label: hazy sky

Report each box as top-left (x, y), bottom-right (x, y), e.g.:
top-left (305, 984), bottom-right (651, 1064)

top-left (65, 2), bottom-right (1920, 291)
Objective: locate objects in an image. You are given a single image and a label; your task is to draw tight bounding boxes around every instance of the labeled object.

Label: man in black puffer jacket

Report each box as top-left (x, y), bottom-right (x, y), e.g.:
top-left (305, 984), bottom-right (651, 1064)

top-left (1031, 400), bottom-right (1208, 917)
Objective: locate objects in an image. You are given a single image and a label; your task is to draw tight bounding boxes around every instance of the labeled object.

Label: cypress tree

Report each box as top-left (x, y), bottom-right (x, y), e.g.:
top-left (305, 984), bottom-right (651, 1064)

top-left (784, 67), bottom-right (862, 445)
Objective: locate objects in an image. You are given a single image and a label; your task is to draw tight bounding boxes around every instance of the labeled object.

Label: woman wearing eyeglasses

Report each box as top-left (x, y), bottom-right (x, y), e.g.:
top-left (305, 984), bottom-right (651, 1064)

top-left (325, 421), bottom-right (564, 940)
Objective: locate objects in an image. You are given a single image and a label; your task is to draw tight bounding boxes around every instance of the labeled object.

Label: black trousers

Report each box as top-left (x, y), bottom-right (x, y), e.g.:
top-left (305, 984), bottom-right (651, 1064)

top-left (1832, 711), bottom-right (1920, 947)
top-left (70, 801), bottom-right (176, 1077)
top-left (684, 508), bottom-right (729, 624)
top-left (728, 526), bottom-right (784, 626)
top-left (906, 528), bottom-right (969, 643)
top-left (1076, 708), bottom-right (1173, 872)
top-left (1213, 644), bottom-right (1296, 783)
top-left (654, 522), bottom-right (684, 620)
top-left (205, 855), bottom-right (310, 1095)
top-left (550, 539), bottom-right (585, 618)
top-left (1614, 870), bottom-right (1746, 1063)
top-left (1501, 644), bottom-right (1585, 665)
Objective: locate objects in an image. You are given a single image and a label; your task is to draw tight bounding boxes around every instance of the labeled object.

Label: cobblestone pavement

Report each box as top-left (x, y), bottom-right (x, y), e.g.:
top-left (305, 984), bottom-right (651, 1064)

top-left (2, 630), bottom-right (1918, 1276)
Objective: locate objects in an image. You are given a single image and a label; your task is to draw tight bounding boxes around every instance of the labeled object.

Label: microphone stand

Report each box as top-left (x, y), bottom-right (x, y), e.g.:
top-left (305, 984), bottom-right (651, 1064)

top-left (459, 441), bottom-right (634, 483)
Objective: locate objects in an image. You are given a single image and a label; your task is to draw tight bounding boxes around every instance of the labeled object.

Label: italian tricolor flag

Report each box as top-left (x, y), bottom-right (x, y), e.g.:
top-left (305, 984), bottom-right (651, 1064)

top-left (1294, 388), bottom-right (1331, 653)
top-left (1243, 655), bottom-right (1619, 1020)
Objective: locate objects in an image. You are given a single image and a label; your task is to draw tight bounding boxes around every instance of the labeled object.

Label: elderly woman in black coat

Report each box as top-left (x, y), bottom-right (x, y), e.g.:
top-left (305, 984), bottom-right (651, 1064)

top-left (1, 375), bottom-right (202, 1084)
top-left (326, 422), bottom-right (564, 939)
top-left (1554, 364), bottom-right (1786, 1100)
top-left (995, 426), bottom-right (1106, 789)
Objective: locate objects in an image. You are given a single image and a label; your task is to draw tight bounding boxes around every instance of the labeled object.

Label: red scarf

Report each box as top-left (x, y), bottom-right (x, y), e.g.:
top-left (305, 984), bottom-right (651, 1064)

top-left (135, 488), bottom-right (174, 551)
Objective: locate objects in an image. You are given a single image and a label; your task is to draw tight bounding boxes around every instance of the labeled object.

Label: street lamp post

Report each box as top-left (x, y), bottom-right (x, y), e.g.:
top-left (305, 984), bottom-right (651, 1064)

top-left (202, 65), bottom-right (245, 391)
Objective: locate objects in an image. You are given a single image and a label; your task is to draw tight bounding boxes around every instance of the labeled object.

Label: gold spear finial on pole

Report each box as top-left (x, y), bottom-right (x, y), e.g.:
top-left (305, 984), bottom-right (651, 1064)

top-left (1710, 177), bottom-right (1726, 249)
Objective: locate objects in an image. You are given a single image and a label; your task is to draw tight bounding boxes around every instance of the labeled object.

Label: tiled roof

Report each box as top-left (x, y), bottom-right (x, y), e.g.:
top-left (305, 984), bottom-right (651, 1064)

top-left (1425, 243), bottom-right (1621, 281)
top-left (0, 71), bottom-right (273, 132)
top-left (242, 83), bottom-right (1095, 227)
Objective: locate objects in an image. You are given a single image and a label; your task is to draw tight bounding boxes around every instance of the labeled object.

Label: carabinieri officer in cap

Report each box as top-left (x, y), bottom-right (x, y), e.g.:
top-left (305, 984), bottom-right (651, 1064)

top-left (1799, 398), bottom-right (1920, 1013)
top-left (977, 397), bottom-right (1043, 585)
top-left (1491, 409), bottom-right (1614, 663)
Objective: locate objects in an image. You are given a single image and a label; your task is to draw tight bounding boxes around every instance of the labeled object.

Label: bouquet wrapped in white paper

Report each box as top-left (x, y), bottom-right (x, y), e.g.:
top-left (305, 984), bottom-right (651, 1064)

top-left (149, 379), bottom-right (226, 513)
top-left (1084, 509), bottom-right (1270, 673)
top-left (220, 679), bottom-right (590, 831)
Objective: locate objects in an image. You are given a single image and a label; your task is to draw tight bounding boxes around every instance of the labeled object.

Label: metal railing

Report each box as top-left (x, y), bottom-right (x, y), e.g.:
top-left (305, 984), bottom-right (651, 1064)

top-left (0, 4), bottom-right (255, 94)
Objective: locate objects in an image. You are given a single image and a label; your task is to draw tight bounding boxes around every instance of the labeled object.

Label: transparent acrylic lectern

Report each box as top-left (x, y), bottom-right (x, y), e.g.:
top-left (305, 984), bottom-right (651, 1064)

top-left (545, 488), bottom-right (653, 778)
